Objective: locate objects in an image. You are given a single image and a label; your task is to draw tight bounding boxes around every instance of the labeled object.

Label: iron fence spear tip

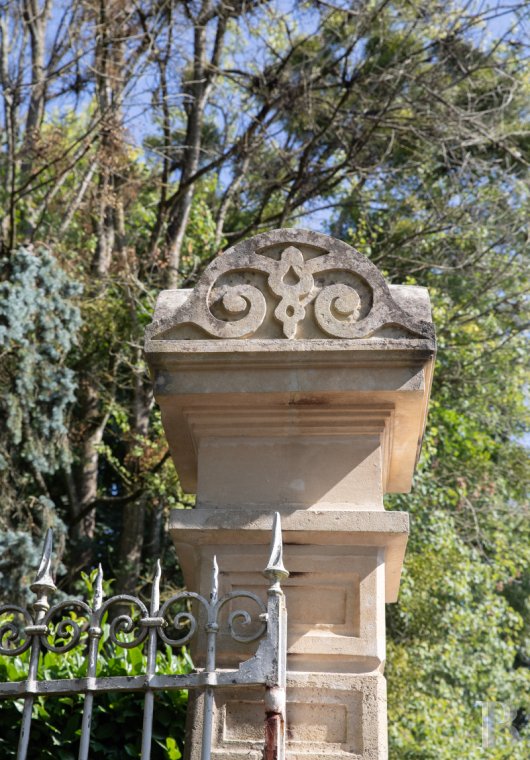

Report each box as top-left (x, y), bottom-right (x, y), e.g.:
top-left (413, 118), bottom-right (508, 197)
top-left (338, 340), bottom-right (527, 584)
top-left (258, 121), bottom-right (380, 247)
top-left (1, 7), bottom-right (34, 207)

top-left (210, 555), bottom-right (219, 602)
top-left (151, 559), bottom-right (162, 610)
top-left (264, 512), bottom-right (289, 583)
top-left (30, 527), bottom-right (56, 595)
top-left (94, 564), bottom-right (104, 610)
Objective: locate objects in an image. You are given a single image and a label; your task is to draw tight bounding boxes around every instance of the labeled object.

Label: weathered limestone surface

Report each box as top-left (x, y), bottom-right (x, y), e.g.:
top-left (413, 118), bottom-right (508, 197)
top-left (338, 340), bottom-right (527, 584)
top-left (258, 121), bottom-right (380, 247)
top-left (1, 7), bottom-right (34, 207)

top-left (145, 229), bottom-right (435, 759)
top-left (185, 672), bottom-right (387, 760)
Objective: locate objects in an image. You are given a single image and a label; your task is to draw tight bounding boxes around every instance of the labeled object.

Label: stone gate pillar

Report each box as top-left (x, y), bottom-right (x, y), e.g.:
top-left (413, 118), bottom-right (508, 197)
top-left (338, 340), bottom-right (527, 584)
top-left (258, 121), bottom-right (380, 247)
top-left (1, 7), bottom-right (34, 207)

top-left (145, 229), bottom-right (435, 760)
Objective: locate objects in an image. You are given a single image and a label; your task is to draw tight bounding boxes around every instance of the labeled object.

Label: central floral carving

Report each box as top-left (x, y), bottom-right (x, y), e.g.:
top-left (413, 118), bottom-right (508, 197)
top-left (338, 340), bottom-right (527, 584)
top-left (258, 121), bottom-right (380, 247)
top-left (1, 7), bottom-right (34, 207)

top-left (268, 246), bottom-right (314, 338)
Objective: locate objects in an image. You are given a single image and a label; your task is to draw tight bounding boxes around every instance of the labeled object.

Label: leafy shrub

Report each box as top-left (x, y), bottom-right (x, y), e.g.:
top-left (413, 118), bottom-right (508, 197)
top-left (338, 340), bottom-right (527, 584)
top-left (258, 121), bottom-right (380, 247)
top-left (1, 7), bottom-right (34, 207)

top-left (0, 635), bottom-right (190, 759)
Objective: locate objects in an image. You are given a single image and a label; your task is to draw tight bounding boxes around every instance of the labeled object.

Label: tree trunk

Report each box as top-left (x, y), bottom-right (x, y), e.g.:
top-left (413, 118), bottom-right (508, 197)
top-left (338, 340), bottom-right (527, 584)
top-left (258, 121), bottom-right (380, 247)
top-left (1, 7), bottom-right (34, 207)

top-left (165, 13), bottom-right (227, 286)
top-left (91, 0), bottom-right (125, 277)
top-left (116, 348), bottom-right (153, 594)
top-left (21, 0), bottom-right (50, 173)
top-left (69, 379), bottom-right (110, 571)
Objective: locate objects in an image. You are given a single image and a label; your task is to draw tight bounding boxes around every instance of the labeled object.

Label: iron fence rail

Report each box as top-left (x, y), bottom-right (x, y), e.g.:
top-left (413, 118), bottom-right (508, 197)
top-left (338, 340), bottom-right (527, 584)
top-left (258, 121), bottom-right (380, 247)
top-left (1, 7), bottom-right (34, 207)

top-left (0, 514), bottom-right (288, 760)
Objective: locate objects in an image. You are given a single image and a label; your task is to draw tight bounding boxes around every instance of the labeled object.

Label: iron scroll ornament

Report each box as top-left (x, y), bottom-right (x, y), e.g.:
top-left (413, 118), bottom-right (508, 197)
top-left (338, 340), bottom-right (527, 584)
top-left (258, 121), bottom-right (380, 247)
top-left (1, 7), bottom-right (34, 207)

top-left (145, 229), bottom-right (435, 341)
top-left (0, 550), bottom-right (268, 660)
top-left (0, 516), bottom-right (289, 760)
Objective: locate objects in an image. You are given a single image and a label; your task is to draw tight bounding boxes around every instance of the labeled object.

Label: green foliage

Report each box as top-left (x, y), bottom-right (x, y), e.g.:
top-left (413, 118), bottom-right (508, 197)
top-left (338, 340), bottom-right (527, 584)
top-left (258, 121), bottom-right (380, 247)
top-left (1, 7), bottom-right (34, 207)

top-left (0, 247), bottom-right (80, 601)
top-left (386, 510), bottom-right (530, 758)
top-left (383, 332), bottom-right (530, 756)
top-left (349, 185), bottom-right (530, 755)
top-left (0, 569), bottom-right (191, 759)
top-left (326, 16), bottom-right (530, 747)
top-left (0, 247), bottom-right (81, 476)
top-left (0, 642), bottom-right (190, 759)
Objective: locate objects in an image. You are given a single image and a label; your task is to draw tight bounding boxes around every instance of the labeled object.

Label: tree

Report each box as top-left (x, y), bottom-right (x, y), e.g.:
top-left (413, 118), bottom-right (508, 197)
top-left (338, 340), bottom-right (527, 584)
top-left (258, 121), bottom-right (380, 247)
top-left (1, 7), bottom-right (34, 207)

top-left (0, 1), bottom-right (529, 753)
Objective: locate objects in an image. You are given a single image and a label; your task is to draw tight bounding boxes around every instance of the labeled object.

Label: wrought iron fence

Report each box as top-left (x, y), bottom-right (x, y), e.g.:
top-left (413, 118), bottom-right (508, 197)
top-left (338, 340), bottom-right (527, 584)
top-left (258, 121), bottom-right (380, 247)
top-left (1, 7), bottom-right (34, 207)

top-left (0, 514), bottom-right (288, 760)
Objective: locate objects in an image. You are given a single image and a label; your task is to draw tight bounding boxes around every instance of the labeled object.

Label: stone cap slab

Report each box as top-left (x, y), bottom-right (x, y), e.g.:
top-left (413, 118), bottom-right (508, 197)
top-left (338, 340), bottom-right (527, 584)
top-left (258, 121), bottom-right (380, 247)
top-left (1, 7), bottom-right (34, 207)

top-left (169, 508), bottom-right (409, 602)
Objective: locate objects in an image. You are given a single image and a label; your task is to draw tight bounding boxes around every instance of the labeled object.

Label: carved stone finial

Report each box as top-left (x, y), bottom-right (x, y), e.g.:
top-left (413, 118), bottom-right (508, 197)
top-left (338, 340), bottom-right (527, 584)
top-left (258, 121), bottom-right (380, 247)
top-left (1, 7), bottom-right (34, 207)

top-left (145, 229), bottom-right (435, 345)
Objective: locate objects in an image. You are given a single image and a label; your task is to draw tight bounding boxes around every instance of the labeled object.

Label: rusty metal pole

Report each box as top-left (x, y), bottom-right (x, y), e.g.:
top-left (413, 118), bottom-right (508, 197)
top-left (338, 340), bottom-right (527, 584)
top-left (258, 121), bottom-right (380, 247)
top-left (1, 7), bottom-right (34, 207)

top-left (200, 557), bottom-right (219, 760)
top-left (264, 513), bottom-right (288, 760)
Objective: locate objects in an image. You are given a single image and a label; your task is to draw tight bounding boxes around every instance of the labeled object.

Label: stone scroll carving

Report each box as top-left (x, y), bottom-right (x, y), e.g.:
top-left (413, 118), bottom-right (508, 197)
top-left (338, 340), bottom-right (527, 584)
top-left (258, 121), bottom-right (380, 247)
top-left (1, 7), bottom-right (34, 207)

top-left (146, 229), bottom-right (434, 342)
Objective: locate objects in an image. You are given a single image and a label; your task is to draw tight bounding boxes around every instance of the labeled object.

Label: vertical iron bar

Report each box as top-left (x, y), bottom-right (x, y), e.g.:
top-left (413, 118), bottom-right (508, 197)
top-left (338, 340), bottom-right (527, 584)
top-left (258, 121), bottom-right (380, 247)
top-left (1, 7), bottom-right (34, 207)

top-left (141, 560), bottom-right (162, 760)
top-left (264, 513), bottom-right (289, 760)
top-left (78, 565), bottom-right (104, 760)
top-left (17, 637), bottom-right (41, 760)
top-left (17, 529), bottom-right (56, 760)
top-left (200, 556), bottom-right (219, 760)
